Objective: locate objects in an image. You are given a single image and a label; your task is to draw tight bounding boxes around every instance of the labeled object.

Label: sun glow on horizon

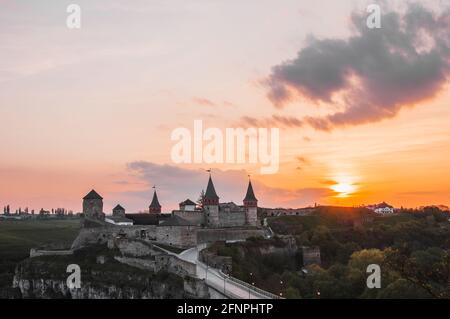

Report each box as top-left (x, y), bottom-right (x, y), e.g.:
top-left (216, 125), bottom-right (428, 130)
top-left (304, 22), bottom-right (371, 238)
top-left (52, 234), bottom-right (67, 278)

top-left (330, 174), bottom-right (358, 198)
top-left (331, 182), bottom-right (356, 197)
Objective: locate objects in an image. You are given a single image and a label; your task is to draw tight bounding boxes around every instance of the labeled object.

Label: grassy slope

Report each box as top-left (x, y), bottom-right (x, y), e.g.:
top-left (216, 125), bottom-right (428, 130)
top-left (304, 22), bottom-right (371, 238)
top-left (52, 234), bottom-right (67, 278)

top-left (0, 219), bottom-right (81, 289)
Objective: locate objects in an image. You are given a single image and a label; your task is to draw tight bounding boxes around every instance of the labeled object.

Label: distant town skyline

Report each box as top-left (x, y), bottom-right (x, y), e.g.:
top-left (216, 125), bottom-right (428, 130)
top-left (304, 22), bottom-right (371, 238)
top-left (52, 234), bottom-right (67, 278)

top-left (1, 0), bottom-right (450, 212)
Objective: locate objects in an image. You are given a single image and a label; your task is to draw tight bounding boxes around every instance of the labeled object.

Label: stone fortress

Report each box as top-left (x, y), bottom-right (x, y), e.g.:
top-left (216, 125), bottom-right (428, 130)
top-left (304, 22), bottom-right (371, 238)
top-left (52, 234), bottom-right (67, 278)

top-left (173, 175), bottom-right (258, 228)
top-left (72, 175), bottom-right (265, 250)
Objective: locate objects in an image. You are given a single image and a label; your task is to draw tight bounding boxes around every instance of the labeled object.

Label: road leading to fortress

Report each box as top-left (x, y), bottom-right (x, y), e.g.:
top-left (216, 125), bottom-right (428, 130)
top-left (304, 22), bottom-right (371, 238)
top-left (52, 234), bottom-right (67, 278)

top-left (178, 245), bottom-right (274, 299)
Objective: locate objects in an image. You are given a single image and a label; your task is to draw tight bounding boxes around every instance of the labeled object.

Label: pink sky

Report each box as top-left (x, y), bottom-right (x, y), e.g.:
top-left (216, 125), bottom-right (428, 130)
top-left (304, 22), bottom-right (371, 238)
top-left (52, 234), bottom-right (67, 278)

top-left (1, 1), bottom-right (449, 213)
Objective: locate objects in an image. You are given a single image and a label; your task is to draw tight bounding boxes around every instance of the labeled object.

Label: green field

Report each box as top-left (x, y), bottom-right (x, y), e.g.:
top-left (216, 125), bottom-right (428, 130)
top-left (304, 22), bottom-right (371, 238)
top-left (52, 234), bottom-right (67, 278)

top-left (0, 219), bottom-right (81, 291)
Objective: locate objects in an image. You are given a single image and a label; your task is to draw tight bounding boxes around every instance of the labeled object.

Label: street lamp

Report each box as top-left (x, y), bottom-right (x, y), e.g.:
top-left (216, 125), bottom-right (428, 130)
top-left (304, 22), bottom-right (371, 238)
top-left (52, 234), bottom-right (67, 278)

top-left (280, 280), bottom-right (284, 298)
top-left (248, 272), bottom-right (253, 299)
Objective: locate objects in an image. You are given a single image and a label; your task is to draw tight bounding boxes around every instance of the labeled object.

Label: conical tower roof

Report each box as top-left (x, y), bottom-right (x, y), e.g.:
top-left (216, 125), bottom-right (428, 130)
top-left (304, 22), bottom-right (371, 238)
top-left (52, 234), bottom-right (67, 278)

top-left (204, 175), bottom-right (219, 200)
top-left (244, 180), bottom-right (257, 202)
top-left (149, 190), bottom-right (161, 208)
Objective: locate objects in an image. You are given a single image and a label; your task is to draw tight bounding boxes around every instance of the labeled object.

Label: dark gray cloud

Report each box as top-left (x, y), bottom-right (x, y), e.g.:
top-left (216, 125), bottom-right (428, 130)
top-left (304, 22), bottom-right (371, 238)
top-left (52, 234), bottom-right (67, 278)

top-left (263, 3), bottom-right (450, 130)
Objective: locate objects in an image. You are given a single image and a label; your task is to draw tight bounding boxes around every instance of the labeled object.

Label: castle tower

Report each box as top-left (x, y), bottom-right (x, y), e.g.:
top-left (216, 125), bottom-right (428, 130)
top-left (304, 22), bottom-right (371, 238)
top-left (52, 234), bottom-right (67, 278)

top-left (243, 179), bottom-right (258, 226)
top-left (112, 204), bottom-right (125, 217)
top-left (203, 175), bottom-right (219, 227)
top-left (149, 190), bottom-right (162, 214)
top-left (83, 189), bottom-right (104, 220)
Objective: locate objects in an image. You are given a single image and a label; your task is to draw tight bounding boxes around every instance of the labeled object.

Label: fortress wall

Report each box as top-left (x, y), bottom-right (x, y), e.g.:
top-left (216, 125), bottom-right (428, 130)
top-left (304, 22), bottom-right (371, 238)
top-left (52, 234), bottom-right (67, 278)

top-left (219, 211), bottom-right (246, 227)
top-left (155, 254), bottom-right (197, 277)
top-left (156, 226), bottom-right (198, 248)
top-left (121, 225), bottom-right (157, 240)
top-left (197, 228), bottom-right (264, 244)
top-left (71, 227), bottom-right (115, 249)
top-left (168, 255), bottom-right (197, 277)
top-left (115, 239), bottom-right (156, 257)
top-left (71, 224), bottom-right (157, 250)
top-left (173, 211), bottom-right (204, 226)
top-left (72, 220), bottom-right (198, 251)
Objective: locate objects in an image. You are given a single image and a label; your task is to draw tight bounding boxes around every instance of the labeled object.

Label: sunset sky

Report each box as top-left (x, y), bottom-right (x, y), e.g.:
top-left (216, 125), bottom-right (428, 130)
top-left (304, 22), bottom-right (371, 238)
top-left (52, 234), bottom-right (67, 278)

top-left (1, 0), bottom-right (449, 213)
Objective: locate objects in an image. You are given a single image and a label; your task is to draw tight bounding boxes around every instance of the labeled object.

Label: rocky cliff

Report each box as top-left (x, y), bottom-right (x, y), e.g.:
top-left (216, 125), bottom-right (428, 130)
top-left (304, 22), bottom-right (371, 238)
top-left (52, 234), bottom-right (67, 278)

top-left (13, 259), bottom-right (184, 299)
top-left (11, 245), bottom-right (209, 299)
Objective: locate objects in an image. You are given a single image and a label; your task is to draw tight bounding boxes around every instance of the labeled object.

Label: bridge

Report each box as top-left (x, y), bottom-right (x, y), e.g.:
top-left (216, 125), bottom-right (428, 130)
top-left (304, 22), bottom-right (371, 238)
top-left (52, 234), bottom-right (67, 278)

top-left (176, 244), bottom-right (282, 299)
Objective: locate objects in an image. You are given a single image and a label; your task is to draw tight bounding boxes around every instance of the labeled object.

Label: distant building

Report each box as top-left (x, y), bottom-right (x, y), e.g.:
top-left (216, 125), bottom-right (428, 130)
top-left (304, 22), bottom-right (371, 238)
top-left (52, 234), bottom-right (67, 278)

top-left (173, 199), bottom-right (203, 225)
top-left (112, 204), bottom-right (126, 217)
top-left (39, 208), bottom-right (51, 216)
top-left (179, 199), bottom-right (196, 211)
top-left (367, 202), bottom-right (394, 214)
top-left (105, 204), bottom-right (133, 226)
top-left (105, 215), bottom-right (134, 226)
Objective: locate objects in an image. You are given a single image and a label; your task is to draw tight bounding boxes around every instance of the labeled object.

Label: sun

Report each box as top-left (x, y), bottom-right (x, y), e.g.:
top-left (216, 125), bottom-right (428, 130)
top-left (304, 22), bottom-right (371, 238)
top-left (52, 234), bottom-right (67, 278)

top-left (331, 182), bottom-right (356, 197)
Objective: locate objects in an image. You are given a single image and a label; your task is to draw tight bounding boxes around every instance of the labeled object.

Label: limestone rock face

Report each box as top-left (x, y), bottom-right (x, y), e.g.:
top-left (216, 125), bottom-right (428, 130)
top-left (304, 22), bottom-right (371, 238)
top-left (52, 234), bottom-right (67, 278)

top-left (13, 276), bottom-right (175, 299)
top-left (12, 264), bottom-right (185, 299)
top-left (11, 253), bottom-right (210, 299)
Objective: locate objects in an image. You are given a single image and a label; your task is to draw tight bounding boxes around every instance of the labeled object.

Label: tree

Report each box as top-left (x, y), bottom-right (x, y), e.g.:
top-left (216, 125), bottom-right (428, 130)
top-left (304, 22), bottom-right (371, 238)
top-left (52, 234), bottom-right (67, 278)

top-left (285, 287), bottom-right (302, 299)
top-left (197, 190), bottom-right (205, 208)
top-left (384, 247), bottom-right (450, 299)
top-left (378, 279), bottom-right (432, 298)
top-left (349, 249), bottom-right (385, 270)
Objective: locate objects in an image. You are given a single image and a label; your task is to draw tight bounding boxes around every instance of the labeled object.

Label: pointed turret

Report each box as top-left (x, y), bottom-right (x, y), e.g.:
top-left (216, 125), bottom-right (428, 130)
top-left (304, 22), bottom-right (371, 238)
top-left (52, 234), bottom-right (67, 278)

top-left (149, 190), bottom-right (161, 214)
top-left (204, 175), bottom-right (219, 205)
top-left (243, 180), bottom-right (257, 203)
top-left (243, 179), bottom-right (258, 226)
top-left (203, 174), bottom-right (219, 227)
